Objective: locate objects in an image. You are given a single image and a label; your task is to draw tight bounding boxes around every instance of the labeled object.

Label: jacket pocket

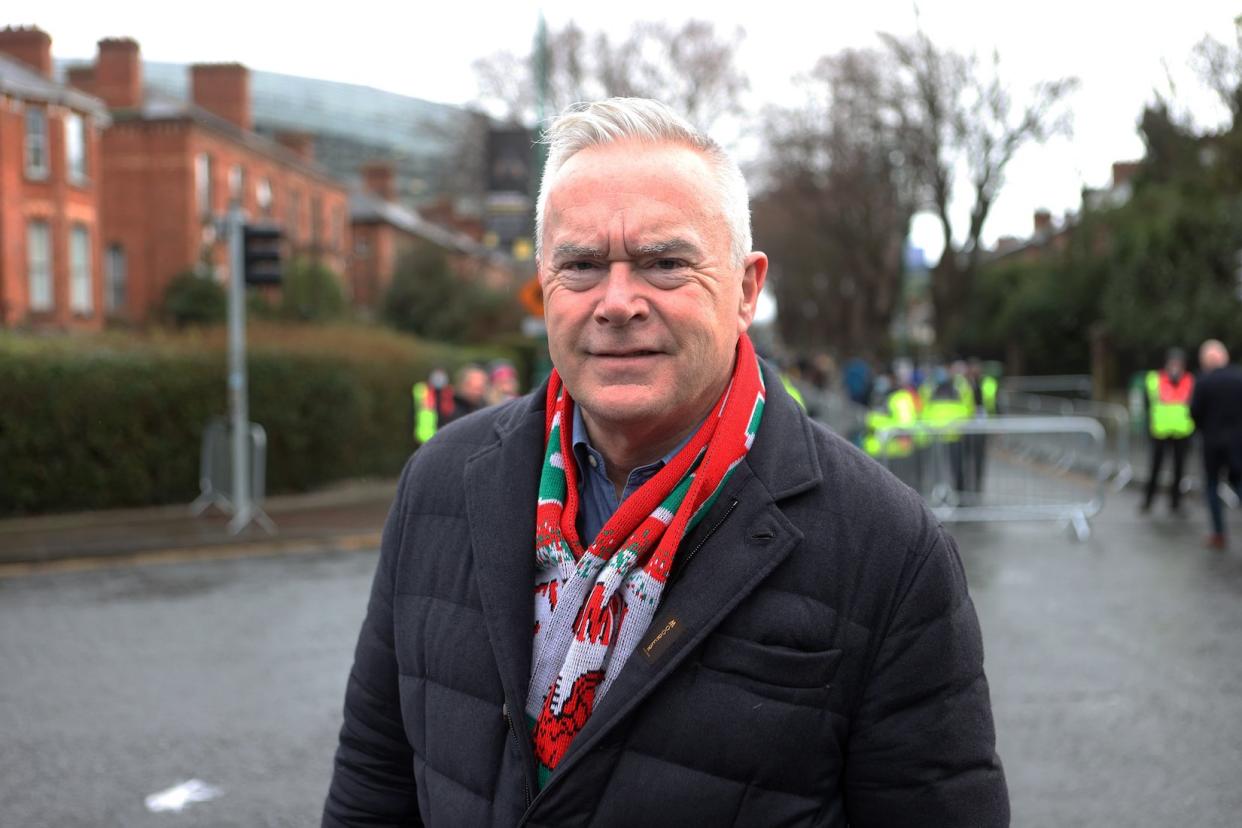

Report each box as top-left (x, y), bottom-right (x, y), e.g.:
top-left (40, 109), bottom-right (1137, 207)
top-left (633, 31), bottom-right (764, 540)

top-left (696, 632), bottom-right (842, 706)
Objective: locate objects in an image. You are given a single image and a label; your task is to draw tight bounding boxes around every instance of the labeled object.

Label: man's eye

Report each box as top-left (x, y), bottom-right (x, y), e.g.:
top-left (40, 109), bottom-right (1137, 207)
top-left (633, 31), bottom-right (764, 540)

top-left (564, 261), bottom-right (600, 272)
top-left (651, 259), bottom-right (685, 271)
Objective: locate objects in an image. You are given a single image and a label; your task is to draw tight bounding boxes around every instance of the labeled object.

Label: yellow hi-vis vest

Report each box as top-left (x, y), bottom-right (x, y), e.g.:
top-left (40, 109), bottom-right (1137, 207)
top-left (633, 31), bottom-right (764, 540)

top-left (922, 383), bottom-right (971, 442)
top-left (864, 389), bottom-right (918, 458)
top-left (1145, 370), bottom-right (1194, 439)
top-left (412, 382), bottom-right (439, 444)
top-left (981, 376), bottom-right (998, 415)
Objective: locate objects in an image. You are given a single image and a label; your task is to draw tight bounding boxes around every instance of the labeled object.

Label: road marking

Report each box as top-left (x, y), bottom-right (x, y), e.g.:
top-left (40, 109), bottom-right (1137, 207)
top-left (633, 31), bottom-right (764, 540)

top-left (145, 779), bottom-right (222, 813)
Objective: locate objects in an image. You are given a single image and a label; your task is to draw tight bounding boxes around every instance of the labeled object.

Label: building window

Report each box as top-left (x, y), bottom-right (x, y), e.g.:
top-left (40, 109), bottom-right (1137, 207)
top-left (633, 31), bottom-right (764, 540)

top-left (228, 164), bottom-right (245, 205)
top-left (65, 112), bottom-right (88, 184)
top-left (70, 224), bottom-right (93, 315)
top-left (105, 244), bottom-right (127, 315)
top-left (256, 177), bottom-right (272, 214)
top-left (25, 107), bottom-right (48, 179)
top-left (289, 189), bottom-right (302, 241)
top-left (354, 237), bottom-right (370, 256)
top-left (195, 152), bottom-right (214, 217)
top-left (332, 204), bottom-right (344, 251)
top-left (311, 194), bottom-right (322, 246)
top-left (27, 221), bottom-right (53, 312)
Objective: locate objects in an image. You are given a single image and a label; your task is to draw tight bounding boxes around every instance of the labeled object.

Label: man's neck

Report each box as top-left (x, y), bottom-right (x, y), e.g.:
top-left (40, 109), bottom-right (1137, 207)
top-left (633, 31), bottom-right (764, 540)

top-left (579, 404), bottom-right (709, 498)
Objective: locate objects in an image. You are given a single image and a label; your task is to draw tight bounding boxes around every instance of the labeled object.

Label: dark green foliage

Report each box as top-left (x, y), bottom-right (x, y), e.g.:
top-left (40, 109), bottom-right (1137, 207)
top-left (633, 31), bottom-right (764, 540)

top-left (382, 244), bottom-right (521, 343)
top-left (161, 270), bottom-right (227, 327)
top-left (0, 331), bottom-right (515, 517)
top-left (280, 258), bottom-right (347, 322)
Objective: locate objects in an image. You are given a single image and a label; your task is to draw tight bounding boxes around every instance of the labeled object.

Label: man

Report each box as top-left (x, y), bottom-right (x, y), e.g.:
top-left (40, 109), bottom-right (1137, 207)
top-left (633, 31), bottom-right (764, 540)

top-left (1190, 339), bottom-right (1242, 549)
top-left (963, 358), bottom-right (999, 496)
top-left (323, 98), bottom-right (1007, 827)
top-left (440, 363), bottom-right (489, 426)
top-left (1141, 348), bottom-right (1195, 515)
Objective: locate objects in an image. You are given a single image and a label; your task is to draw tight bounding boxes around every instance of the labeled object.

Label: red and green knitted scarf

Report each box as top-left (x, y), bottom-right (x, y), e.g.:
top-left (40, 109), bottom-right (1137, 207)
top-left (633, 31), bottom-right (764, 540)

top-left (525, 334), bottom-right (766, 787)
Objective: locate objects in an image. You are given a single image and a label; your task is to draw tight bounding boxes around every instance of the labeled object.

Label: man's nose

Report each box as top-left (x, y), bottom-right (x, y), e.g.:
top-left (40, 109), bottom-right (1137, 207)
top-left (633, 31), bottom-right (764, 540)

top-left (593, 262), bottom-right (649, 326)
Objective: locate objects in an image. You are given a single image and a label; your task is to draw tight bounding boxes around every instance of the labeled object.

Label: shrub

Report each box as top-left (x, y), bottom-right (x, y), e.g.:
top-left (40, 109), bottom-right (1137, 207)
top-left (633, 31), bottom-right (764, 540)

top-left (0, 324), bottom-right (515, 517)
top-left (161, 270), bottom-right (227, 327)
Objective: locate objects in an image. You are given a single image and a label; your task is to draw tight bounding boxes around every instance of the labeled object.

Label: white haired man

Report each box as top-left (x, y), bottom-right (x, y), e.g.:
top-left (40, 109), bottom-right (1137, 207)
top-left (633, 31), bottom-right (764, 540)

top-left (323, 98), bottom-right (1008, 827)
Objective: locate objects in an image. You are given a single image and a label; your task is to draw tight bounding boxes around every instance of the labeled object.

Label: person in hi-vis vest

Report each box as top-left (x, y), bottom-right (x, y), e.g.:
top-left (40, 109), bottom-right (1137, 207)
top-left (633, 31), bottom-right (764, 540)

top-left (1142, 348), bottom-right (1195, 513)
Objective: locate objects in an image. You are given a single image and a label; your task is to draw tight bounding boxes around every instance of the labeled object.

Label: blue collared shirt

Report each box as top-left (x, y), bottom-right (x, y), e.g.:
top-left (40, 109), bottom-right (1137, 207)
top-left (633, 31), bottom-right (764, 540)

top-left (570, 405), bottom-right (695, 546)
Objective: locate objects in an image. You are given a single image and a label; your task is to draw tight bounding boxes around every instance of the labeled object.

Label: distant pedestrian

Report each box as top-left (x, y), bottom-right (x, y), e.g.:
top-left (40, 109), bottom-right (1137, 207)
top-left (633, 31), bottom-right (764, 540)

top-left (1141, 348), bottom-right (1195, 515)
top-left (487, 360), bottom-right (521, 405)
top-left (1190, 340), bottom-right (1242, 549)
top-left (441, 363), bottom-right (489, 426)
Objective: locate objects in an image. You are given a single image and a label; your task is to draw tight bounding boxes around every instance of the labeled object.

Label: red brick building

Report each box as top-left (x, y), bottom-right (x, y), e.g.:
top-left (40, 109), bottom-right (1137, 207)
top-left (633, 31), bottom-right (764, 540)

top-left (0, 27), bottom-right (110, 329)
top-left (66, 38), bottom-right (349, 322)
top-left (349, 162), bottom-right (517, 310)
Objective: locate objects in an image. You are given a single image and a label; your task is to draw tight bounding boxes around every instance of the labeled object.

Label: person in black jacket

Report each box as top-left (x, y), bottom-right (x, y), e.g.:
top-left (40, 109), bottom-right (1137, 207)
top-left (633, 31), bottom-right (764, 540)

top-left (1190, 339), bottom-right (1242, 549)
top-left (323, 98), bottom-right (1008, 827)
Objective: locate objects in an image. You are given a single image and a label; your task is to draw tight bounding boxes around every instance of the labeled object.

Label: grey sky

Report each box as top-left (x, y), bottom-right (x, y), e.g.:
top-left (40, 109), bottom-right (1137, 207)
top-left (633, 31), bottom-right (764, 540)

top-left (9, 0), bottom-right (1241, 258)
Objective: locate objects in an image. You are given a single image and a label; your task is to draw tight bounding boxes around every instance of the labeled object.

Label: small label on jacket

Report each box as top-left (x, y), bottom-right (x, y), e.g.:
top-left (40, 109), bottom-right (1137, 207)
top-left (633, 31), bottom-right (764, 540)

top-left (640, 616), bottom-right (684, 663)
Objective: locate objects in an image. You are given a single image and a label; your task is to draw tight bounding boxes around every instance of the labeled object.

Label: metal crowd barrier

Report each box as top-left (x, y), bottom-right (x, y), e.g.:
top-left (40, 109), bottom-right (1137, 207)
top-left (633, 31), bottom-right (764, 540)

top-left (190, 418), bottom-right (276, 533)
top-left (878, 415), bottom-right (1108, 540)
top-left (1000, 391), bottom-right (1133, 490)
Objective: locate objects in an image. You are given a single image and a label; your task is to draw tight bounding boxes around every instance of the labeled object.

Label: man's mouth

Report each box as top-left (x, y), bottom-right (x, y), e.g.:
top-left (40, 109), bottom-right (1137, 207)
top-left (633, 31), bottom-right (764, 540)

top-left (591, 350), bottom-right (662, 358)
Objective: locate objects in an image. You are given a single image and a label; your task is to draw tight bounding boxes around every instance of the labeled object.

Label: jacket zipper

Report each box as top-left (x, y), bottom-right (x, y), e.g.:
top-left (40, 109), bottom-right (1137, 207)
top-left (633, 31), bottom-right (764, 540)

top-left (672, 497), bottom-right (739, 583)
top-left (501, 702), bottom-right (533, 808)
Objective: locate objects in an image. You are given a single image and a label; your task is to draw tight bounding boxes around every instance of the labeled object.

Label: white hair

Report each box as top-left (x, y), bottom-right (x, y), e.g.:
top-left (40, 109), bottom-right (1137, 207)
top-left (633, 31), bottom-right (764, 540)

top-left (534, 98), bottom-right (752, 267)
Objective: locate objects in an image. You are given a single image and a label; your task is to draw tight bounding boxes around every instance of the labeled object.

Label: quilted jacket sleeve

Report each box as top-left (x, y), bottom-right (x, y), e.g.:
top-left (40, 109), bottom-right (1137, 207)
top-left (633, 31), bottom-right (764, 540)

top-left (843, 524), bottom-right (1010, 827)
top-left (322, 457), bottom-right (423, 827)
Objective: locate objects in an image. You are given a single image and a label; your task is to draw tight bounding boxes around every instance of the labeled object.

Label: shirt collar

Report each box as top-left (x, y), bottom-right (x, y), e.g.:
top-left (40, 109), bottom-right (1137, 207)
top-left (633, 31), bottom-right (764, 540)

top-left (570, 404), bottom-right (696, 487)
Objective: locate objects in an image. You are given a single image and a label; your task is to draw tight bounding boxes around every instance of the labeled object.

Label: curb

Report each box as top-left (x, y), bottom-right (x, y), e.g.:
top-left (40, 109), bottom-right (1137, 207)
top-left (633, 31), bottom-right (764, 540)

top-left (0, 530), bottom-right (383, 579)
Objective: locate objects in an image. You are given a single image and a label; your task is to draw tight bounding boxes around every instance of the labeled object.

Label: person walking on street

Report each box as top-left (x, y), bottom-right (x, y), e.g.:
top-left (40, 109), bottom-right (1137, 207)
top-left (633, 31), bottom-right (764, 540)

top-left (323, 97), bottom-right (1007, 827)
top-left (1141, 348), bottom-right (1195, 515)
top-left (1190, 340), bottom-right (1242, 549)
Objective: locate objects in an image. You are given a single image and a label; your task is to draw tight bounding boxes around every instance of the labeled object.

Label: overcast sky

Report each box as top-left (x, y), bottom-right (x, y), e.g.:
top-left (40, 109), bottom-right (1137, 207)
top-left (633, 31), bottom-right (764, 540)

top-left (10, 1), bottom-right (1241, 258)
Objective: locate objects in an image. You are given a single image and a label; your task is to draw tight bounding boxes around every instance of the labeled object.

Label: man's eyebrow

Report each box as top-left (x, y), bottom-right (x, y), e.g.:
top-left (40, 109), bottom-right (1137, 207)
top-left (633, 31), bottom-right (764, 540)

top-left (633, 239), bottom-right (702, 257)
top-left (551, 243), bottom-right (606, 259)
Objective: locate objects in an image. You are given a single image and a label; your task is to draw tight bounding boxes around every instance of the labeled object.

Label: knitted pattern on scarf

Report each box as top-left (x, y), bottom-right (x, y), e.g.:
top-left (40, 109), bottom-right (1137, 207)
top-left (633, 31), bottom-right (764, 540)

top-left (526, 335), bottom-right (766, 787)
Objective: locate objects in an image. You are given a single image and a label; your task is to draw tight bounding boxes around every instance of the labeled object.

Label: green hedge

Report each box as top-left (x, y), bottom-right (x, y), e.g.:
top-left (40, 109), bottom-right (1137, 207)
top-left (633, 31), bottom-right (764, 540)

top-left (0, 330), bottom-right (512, 517)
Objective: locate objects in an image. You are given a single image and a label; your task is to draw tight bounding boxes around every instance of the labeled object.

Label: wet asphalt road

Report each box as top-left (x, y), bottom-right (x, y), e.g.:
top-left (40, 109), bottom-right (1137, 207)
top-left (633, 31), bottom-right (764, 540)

top-left (2, 494), bottom-right (1241, 827)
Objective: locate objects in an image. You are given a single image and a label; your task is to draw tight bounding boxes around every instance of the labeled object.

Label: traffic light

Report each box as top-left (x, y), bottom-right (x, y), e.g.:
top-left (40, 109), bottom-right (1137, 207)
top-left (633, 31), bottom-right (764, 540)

top-left (243, 224), bottom-right (282, 286)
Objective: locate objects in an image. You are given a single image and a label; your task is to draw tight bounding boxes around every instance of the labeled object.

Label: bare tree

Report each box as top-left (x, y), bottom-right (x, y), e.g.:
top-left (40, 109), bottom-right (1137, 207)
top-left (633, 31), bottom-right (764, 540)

top-left (879, 29), bottom-right (1077, 345)
top-left (756, 49), bottom-right (918, 358)
top-left (473, 19), bottom-right (748, 130)
top-left (1191, 17), bottom-right (1242, 120)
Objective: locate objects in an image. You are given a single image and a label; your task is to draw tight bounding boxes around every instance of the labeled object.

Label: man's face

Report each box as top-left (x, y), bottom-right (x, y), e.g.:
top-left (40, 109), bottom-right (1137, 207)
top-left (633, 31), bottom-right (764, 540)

top-left (459, 369), bottom-right (488, 404)
top-left (539, 141), bottom-right (766, 434)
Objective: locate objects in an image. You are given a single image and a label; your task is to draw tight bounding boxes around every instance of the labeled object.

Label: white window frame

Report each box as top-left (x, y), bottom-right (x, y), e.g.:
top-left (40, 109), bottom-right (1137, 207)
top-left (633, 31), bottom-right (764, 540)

top-left (195, 152), bottom-right (214, 217)
top-left (70, 224), bottom-right (93, 315)
top-left (25, 106), bottom-right (48, 179)
top-left (65, 112), bottom-right (88, 184)
top-left (256, 177), bottom-right (272, 214)
top-left (27, 221), bottom-right (53, 312)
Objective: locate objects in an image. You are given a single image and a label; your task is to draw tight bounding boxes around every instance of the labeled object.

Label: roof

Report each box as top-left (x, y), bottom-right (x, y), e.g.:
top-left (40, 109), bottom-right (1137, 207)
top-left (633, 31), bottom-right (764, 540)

top-left (108, 91), bottom-right (342, 189)
top-left (0, 53), bottom-right (110, 122)
top-left (350, 189), bottom-right (510, 263)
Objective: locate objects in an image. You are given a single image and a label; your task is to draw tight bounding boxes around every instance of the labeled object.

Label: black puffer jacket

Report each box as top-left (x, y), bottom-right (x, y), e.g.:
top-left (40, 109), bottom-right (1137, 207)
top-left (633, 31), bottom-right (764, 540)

top-left (323, 365), bottom-right (1009, 827)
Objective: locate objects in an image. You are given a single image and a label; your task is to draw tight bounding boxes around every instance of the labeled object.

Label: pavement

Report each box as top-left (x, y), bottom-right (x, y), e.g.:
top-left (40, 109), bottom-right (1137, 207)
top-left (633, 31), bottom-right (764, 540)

top-left (1, 484), bottom-right (1239, 826)
top-left (0, 478), bottom-right (397, 576)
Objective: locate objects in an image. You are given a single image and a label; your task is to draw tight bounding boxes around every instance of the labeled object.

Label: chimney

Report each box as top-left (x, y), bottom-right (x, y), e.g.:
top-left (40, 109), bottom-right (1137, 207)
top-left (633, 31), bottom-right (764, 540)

top-left (95, 38), bottom-right (142, 109)
top-left (190, 63), bottom-right (251, 132)
top-left (276, 131), bottom-right (315, 162)
top-left (0, 26), bottom-right (52, 78)
top-left (1111, 161), bottom-right (1141, 190)
top-left (361, 162), bottom-right (397, 202)
top-left (1033, 209), bottom-right (1053, 237)
top-left (65, 64), bottom-right (96, 95)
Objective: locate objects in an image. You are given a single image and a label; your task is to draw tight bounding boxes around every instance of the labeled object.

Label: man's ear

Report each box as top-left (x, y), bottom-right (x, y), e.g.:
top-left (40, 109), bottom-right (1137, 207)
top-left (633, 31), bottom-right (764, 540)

top-left (738, 252), bottom-right (768, 332)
